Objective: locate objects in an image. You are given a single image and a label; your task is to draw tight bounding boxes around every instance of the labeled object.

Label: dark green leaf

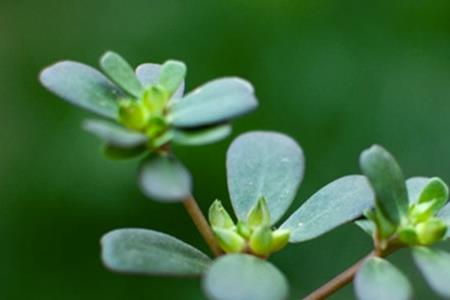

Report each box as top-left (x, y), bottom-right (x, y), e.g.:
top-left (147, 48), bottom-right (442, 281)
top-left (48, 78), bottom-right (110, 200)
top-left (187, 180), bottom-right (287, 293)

top-left (101, 228), bottom-right (211, 276)
top-left (281, 175), bottom-right (374, 242)
top-left (359, 145), bottom-right (408, 225)
top-left (103, 144), bottom-right (147, 160)
top-left (100, 51), bottom-right (143, 98)
top-left (83, 119), bottom-right (147, 148)
top-left (139, 155), bottom-right (192, 202)
top-left (170, 78), bottom-right (258, 128)
top-left (40, 61), bottom-right (123, 118)
top-left (354, 257), bottom-right (412, 300)
top-left (227, 132), bottom-right (304, 224)
top-left (135, 63), bottom-right (184, 98)
top-left (202, 254), bottom-right (288, 300)
top-left (413, 247), bottom-right (450, 298)
top-left (172, 124), bottom-right (231, 146)
top-left (417, 177), bottom-right (448, 210)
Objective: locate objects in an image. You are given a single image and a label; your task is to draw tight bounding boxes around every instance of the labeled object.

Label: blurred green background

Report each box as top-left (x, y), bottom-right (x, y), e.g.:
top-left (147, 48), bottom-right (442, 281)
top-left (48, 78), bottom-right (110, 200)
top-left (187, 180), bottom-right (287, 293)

top-left (2, 0), bottom-right (450, 299)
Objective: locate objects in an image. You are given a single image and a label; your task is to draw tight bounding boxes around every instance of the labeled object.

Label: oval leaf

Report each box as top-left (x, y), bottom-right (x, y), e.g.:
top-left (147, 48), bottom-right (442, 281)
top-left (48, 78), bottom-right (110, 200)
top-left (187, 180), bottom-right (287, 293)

top-left (135, 63), bottom-right (184, 99)
top-left (169, 78), bottom-right (258, 128)
top-left (355, 257), bottom-right (412, 300)
top-left (202, 254), bottom-right (288, 300)
top-left (139, 155), bottom-right (192, 202)
top-left (172, 124), bottom-right (232, 146)
top-left (227, 132), bottom-right (304, 225)
top-left (40, 61), bottom-right (123, 118)
top-left (100, 51), bottom-right (143, 98)
top-left (101, 228), bottom-right (211, 276)
top-left (83, 119), bottom-right (147, 148)
top-left (417, 177), bottom-right (448, 211)
top-left (359, 145), bottom-right (408, 225)
top-left (406, 177), bottom-right (429, 204)
top-left (281, 175), bottom-right (374, 242)
top-left (158, 60), bottom-right (187, 95)
top-left (413, 247), bottom-right (450, 298)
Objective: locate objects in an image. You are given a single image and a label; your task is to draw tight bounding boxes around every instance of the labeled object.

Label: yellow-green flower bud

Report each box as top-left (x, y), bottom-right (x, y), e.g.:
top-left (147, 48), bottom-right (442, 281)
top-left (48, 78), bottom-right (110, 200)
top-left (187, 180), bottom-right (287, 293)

top-left (416, 218), bottom-right (448, 245)
top-left (270, 229), bottom-right (290, 253)
top-left (118, 100), bottom-right (148, 130)
top-left (208, 200), bottom-right (235, 229)
top-left (249, 226), bottom-right (273, 256)
top-left (146, 117), bottom-right (168, 140)
top-left (237, 221), bottom-right (252, 239)
top-left (212, 227), bottom-right (246, 253)
top-left (247, 196), bottom-right (271, 228)
top-left (409, 201), bottom-right (436, 223)
top-left (398, 226), bottom-right (418, 245)
top-left (143, 85), bottom-right (169, 114)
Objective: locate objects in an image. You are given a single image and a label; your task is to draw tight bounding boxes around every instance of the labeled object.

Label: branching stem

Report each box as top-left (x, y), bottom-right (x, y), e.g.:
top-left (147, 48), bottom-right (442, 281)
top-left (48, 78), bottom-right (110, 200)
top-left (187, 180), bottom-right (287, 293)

top-left (303, 236), bottom-right (402, 300)
top-left (183, 195), bottom-right (223, 257)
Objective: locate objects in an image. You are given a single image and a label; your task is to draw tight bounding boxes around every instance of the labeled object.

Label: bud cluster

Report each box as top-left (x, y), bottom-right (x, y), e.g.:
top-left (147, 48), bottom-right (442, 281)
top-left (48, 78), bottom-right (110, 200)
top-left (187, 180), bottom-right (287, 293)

top-left (118, 85), bottom-right (172, 149)
top-left (208, 197), bottom-right (290, 257)
top-left (397, 178), bottom-right (448, 246)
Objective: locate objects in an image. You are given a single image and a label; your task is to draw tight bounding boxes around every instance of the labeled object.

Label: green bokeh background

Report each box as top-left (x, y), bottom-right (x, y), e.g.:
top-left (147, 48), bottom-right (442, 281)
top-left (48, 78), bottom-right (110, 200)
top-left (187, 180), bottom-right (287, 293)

top-left (2, 0), bottom-right (450, 299)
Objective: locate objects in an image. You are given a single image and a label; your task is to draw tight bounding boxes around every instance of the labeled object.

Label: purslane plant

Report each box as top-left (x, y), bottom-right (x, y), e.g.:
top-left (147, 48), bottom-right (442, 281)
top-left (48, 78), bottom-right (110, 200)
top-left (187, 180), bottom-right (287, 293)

top-left (305, 145), bottom-right (450, 300)
top-left (40, 51), bottom-right (258, 256)
top-left (40, 52), bottom-right (450, 300)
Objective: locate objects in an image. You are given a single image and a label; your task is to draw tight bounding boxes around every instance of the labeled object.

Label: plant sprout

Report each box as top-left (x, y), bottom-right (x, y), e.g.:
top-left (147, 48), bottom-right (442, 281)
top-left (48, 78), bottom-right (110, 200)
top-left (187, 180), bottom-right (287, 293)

top-left (39, 52), bottom-right (450, 300)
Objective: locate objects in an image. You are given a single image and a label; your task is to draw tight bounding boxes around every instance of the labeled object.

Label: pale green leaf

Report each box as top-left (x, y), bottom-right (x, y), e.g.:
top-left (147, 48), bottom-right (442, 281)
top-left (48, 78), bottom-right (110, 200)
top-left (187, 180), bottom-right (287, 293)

top-left (139, 155), bottom-right (192, 202)
top-left (40, 61), bottom-right (123, 118)
top-left (227, 132), bottom-right (304, 224)
top-left (202, 254), bottom-right (288, 300)
top-left (406, 177), bottom-right (429, 204)
top-left (135, 63), bottom-right (184, 99)
top-left (172, 124), bottom-right (231, 146)
top-left (355, 219), bottom-right (375, 236)
top-left (101, 228), bottom-right (211, 276)
top-left (83, 119), bottom-right (147, 148)
top-left (281, 175), bottom-right (374, 242)
top-left (359, 145), bottom-right (408, 225)
top-left (158, 60), bottom-right (186, 95)
top-left (413, 247), bottom-right (450, 298)
top-left (438, 203), bottom-right (450, 238)
top-left (100, 51), bottom-right (143, 98)
top-left (170, 78), bottom-right (258, 128)
top-left (354, 257), bottom-right (412, 300)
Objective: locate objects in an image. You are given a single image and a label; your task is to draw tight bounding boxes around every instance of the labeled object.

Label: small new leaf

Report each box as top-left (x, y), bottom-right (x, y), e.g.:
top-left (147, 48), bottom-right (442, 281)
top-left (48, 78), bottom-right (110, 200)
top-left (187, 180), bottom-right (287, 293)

top-left (249, 226), bottom-right (273, 256)
top-left (247, 196), bottom-right (271, 228)
top-left (209, 200), bottom-right (235, 229)
top-left (271, 229), bottom-right (290, 253)
top-left (159, 60), bottom-right (187, 96)
top-left (212, 227), bottom-right (246, 254)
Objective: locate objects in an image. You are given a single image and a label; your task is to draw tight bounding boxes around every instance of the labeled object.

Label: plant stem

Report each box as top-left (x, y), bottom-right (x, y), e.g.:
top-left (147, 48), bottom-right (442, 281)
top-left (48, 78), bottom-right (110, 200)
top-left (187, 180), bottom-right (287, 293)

top-left (303, 251), bottom-right (376, 300)
top-left (303, 238), bottom-right (402, 300)
top-left (183, 195), bottom-right (223, 257)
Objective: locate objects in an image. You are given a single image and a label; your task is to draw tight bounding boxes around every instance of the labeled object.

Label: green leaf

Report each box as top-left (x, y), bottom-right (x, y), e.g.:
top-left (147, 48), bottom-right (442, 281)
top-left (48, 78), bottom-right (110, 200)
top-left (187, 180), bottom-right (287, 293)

top-left (413, 247), bottom-right (450, 298)
top-left (83, 119), bottom-right (147, 148)
top-left (40, 61), bottom-right (123, 118)
top-left (281, 175), bottom-right (374, 242)
top-left (103, 144), bottom-right (147, 160)
top-left (135, 63), bottom-right (184, 99)
top-left (354, 257), bottom-right (412, 300)
top-left (438, 203), bottom-right (450, 238)
top-left (359, 145), bottom-right (408, 225)
top-left (172, 124), bottom-right (231, 146)
top-left (100, 51), bottom-right (143, 98)
top-left (406, 177), bottom-right (429, 204)
top-left (158, 60), bottom-right (187, 95)
top-left (227, 132), bottom-right (304, 225)
top-left (101, 228), bottom-right (211, 276)
top-left (139, 155), bottom-right (192, 202)
top-left (417, 177), bottom-right (448, 211)
top-left (169, 78), bottom-right (258, 128)
top-left (202, 254), bottom-right (289, 300)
